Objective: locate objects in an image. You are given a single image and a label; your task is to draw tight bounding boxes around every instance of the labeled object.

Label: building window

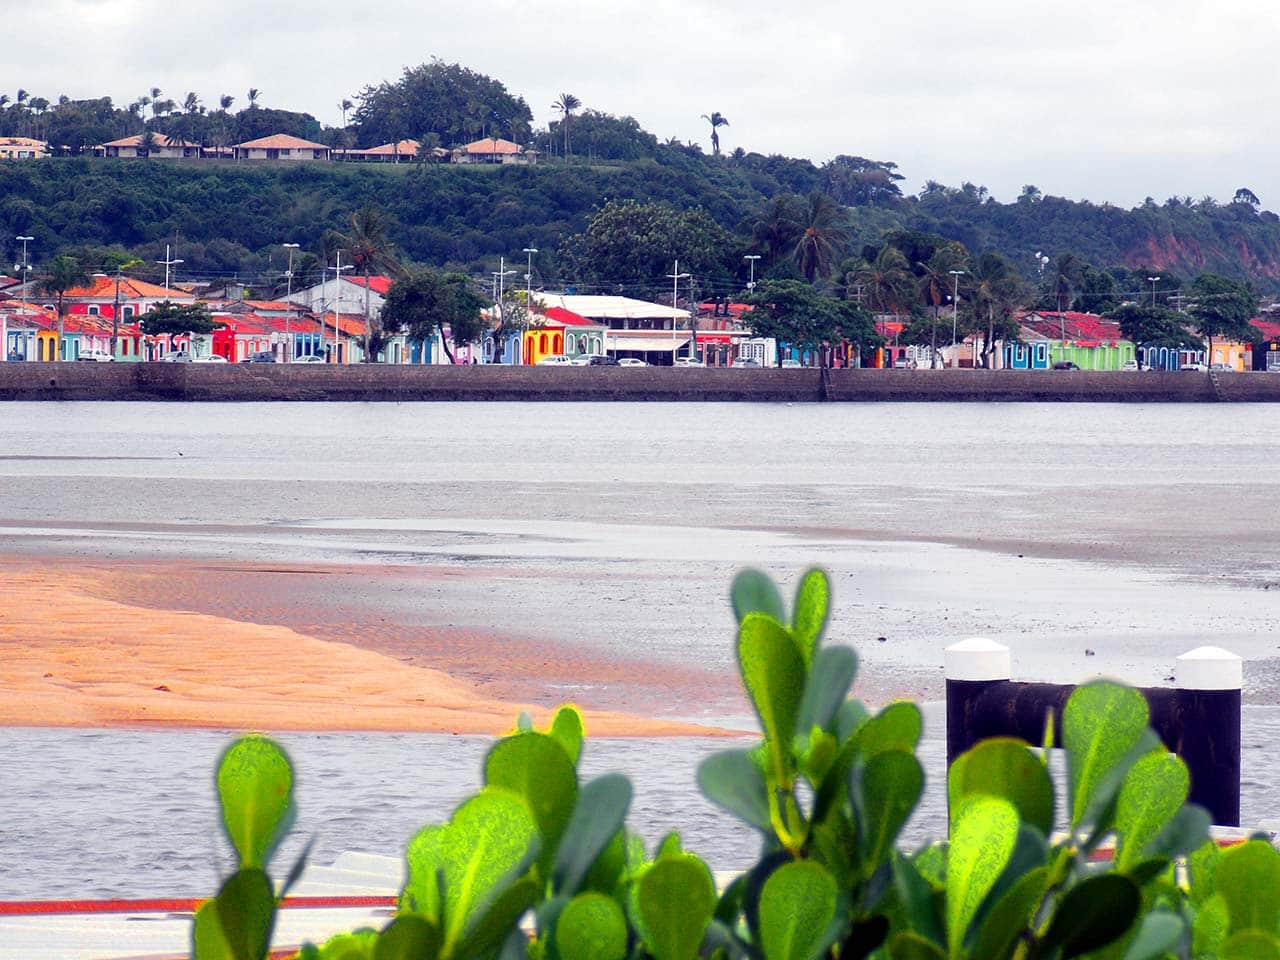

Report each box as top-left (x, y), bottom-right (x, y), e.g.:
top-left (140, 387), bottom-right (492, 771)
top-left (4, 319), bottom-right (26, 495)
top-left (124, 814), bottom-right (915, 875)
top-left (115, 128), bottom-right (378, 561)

top-left (123, 306), bottom-right (135, 318)
top-left (88, 305), bottom-right (100, 316)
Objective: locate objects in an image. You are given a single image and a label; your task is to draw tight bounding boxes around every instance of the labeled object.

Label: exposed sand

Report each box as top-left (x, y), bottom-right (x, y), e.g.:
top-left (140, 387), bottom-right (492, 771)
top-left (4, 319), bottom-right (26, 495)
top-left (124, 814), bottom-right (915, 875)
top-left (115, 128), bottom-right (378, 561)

top-left (0, 557), bottom-right (733, 737)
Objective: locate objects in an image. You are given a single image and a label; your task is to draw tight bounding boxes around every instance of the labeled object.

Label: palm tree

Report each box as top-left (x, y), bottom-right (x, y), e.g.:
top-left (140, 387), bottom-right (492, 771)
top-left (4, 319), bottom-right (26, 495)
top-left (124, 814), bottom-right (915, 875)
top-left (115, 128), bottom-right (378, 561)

top-left (701, 111), bottom-right (729, 155)
top-left (747, 195), bottom-right (803, 267)
top-left (339, 98), bottom-right (353, 160)
top-left (341, 206), bottom-right (400, 360)
top-left (792, 192), bottom-right (851, 282)
top-left (247, 88), bottom-right (261, 109)
top-left (917, 243), bottom-right (970, 366)
top-left (969, 252), bottom-right (1022, 368)
top-left (39, 255), bottom-right (90, 359)
top-left (552, 93), bottom-right (581, 161)
top-left (854, 246), bottom-right (913, 319)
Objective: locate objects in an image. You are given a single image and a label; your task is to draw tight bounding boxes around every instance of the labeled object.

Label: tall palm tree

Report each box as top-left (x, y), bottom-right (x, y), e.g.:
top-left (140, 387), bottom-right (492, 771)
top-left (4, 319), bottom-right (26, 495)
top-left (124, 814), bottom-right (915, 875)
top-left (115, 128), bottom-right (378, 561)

top-left (854, 246), bottom-right (913, 319)
top-left (970, 252), bottom-right (1022, 368)
top-left (701, 111), bottom-right (729, 155)
top-left (247, 88), bottom-right (261, 109)
top-left (792, 192), bottom-right (851, 282)
top-left (39, 255), bottom-right (90, 359)
top-left (552, 93), bottom-right (581, 161)
top-left (917, 243), bottom-right (970, 366)
top-left (747, 195), bottom-right (803, 267)
top-left (341, 206), bottom-right (399, 360)
top-left (339, 98), bottom-right (353, 160)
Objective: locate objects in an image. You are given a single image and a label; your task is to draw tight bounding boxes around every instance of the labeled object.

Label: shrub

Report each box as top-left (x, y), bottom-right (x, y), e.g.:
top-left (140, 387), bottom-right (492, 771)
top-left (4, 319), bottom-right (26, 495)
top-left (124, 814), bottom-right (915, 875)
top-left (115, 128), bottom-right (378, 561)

top-left (193, 567), bottom-right (1228, 960)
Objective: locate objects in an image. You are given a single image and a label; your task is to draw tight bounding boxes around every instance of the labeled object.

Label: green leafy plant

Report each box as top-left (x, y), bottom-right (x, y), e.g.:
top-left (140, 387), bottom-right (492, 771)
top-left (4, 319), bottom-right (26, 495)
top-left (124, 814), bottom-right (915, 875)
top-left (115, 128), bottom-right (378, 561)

top-left (193, 567), bottom-right (1219, 960)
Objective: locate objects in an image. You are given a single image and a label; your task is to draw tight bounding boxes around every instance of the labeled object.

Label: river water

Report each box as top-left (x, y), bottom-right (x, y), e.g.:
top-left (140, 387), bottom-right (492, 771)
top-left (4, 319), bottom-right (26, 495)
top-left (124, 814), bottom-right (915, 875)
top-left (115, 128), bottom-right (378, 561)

top-left (3, 400), bottom-right (1279, 899)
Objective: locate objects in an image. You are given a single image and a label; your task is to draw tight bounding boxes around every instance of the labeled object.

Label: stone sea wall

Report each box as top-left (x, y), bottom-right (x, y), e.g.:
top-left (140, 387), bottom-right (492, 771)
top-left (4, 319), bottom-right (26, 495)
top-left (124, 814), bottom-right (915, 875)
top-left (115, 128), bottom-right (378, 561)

top-left (2, 364), bottom-right (1279, 402)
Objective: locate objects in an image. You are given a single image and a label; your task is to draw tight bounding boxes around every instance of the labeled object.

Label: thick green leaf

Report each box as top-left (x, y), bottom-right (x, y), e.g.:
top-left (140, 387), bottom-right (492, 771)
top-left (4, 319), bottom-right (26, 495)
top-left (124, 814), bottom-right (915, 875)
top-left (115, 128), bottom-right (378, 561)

top-left (969, 866), bottom-right (1049, 960)
top-left (313, 930), bottom-right (379, 960)
top-left (457, 873), bottom-right (541, 959)
top-left (549, 706), bottom-right (584, 766)
top-left (1194, 895), bottom-right (1230, 957)
top-left (555, 892), bottom-right (628, 960)
top-left (1121, 910), bottom-right (1185, 960)
top-left (193, 899), bottom-right (232, 960)
top-left (791, 568), bottom-right (831, 663)
top-left (634, 854), bottom-right (717, 960)
top-left (657, 832), bottom-right (683, 859)
top-left (1189, 839), bottom-right (1222, 907)
top-left (433, 788), bottom-right (541, 953)
top-left (893, 853), bottom-right (944, 948)
top-left (758, 861), bottom-right (840, 960)
top-left (1114, 751), bottom-right (1189, 872)
top-left (795, 646), bottom-right (858, 738)
top-left (1222, 931), bottom-right (1280, 960)
top-left (947, 738), bottom-right (1053, 836)
top-left (485, 732), bottom-right (577, 871)
top-left (853, 701), bottom-right (923, 758)
top-left (1217, 839), bottom-right (1280, 935)
top-left (836, 699), bottom-right (870, 742)
top-left (697, 749), bottom-right (771, 834)
top-left (1147, 804), bottom-right (1212, 862)
top-left (214, 868), bottom-right (276, 960)
top-left (945, 797), bottom-right (1019, 959)
top-left (551, 773), bottom-right (632, 895)
top-left (731, 568), bottom-right (786, 623)
top-left (967, 824), bottom-right (1048, 946)
top-left (1062, 681), bottom-right (1148, 828)
top-left (401, 825), bottom-right (446, 920)
top-left (1040, 874), bottom-right (1140, 959)
top-left (374, 916), bottom-right (440, 960)
top-left (855, 751), bottom-right (924, 878)
top-left (890, 932), bottom-right (947, 960)
top-left (216, 736), bottom-right (293, 870)
top-left (737, 612), bottom-right (807, 784)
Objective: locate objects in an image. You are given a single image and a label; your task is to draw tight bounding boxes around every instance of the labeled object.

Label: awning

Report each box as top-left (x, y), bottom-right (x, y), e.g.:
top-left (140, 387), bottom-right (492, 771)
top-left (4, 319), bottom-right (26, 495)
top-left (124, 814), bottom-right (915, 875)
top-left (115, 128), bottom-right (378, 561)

top-left (607, 335), bottom-right (690, 352)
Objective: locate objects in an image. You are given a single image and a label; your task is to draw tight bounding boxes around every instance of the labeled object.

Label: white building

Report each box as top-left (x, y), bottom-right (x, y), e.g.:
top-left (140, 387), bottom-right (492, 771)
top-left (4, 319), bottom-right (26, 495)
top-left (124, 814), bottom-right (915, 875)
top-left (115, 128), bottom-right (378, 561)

top-left (287, 275), bottom-right (390, 319)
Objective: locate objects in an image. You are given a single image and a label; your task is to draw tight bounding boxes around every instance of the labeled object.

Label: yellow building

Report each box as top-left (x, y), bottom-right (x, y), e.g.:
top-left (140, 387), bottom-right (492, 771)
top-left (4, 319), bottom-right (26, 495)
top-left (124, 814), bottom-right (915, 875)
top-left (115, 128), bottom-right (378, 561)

top-left (0, 137), bottom-right (48, 159)
top-left (1206, 339), bottom-right (1253, 371)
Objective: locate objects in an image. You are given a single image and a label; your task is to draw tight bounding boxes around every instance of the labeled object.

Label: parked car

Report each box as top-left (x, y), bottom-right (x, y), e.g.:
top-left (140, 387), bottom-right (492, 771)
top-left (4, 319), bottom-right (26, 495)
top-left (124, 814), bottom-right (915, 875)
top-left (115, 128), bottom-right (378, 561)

top-left (537, 354), bottom-right (574, 365)
top-left (1052, 361), bottom-right (1080, 370)
top-left (734, 358), bottom-right (763, 368)
top-left (77, 349), bottom-right (114, 362)
top-left (1209, 362), bottom-right (1235, 372)
top-left (585, 355), bottom-right (620, 366)
top-left (192, 354), bottom-right (228, 363)
top-left (617, 358), bottom-right (648, 367)
top-left (780, 358), bottom-right (803, 368)
top-left (673, 357), bottom-right (705, 367)
top-left (1121, 359), bottom-right (1139, 372)
top-left (296, 354), bottom-right (326, 363)
top-left (1179, 362), bottom-right (1208, 372)
top-left (242, 350), bottom-right (275, 363)
top-left (160, 351), bottom-right (191, 362)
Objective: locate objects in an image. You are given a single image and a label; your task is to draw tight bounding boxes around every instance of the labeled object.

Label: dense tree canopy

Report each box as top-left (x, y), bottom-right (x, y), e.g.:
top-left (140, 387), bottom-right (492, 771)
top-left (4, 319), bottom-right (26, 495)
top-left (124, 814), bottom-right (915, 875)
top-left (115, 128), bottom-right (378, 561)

top-left (139, 301), bottom-right (220, 336)
top-left (741, 279), bottom-right (879, 364)
top-left (352, 60), bottom-right (533, 148)
top-left (380, 269), bottom-right (488, 364)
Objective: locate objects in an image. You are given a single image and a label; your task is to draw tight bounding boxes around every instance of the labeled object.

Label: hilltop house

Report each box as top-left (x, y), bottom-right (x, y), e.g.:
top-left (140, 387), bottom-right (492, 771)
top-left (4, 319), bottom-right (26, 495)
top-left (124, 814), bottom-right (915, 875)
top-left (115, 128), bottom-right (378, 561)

top-left (342, 139), bottom-right (448, 163)
top-left (452, 137), bottom-right (535, 165)
top-left (233, 134), bottom-right (330, 161)
top-left (95, 134), bottom-right (201, 159)
top-left (0, 136), bottom-right (48, 159)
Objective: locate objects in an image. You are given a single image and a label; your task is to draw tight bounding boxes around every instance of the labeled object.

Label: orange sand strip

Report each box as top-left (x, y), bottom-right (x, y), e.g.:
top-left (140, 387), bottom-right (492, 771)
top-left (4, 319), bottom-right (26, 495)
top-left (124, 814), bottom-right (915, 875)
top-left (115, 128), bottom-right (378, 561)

top-left (0, 566), bottom-right (731, 737)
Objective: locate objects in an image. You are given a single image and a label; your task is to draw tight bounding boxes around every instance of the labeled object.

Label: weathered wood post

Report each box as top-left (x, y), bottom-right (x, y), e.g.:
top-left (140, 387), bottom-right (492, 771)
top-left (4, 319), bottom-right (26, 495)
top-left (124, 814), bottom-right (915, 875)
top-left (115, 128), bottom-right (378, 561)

top-left (944, 639), bottom-right (1242, 826)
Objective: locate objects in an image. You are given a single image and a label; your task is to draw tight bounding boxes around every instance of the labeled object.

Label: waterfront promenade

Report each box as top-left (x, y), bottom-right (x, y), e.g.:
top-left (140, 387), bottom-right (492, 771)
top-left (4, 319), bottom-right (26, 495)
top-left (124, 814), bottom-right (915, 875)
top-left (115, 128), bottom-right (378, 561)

top-left (1, 364), bottom-right (1278, 402)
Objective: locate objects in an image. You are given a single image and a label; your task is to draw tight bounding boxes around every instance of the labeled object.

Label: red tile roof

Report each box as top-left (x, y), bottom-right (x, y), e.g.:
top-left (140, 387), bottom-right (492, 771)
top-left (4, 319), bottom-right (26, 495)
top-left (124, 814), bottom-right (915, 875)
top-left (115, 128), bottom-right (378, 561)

top-left (348, 276), bottom-right (393, 295)
top-left (543, 306), bottom-right (595, 326)
top-left (99, 134), bottom-right (189, 149)
top-left (235, 134), bottom-right (330, 150)
top-left (460, 137), bottom-right (523, 155)
top-left (1020, 311), bottom-right (1125, 342)
top-left (1251, 318), bottom-right (1280, 340)
top-left (60, 276), bottom-right (193, 300)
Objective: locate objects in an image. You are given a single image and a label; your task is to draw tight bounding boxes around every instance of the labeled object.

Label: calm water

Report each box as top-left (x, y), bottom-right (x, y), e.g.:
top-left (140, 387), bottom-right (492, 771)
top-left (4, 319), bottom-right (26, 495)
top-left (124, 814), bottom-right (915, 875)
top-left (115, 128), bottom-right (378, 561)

top-left (3, 401), bottom-right (1279, 898)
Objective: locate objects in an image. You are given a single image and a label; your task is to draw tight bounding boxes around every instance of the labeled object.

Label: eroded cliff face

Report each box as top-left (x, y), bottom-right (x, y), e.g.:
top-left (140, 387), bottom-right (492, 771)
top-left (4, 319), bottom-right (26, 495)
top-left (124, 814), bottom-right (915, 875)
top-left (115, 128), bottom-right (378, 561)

top-left (1126, 228), bottom-right (1280, 281)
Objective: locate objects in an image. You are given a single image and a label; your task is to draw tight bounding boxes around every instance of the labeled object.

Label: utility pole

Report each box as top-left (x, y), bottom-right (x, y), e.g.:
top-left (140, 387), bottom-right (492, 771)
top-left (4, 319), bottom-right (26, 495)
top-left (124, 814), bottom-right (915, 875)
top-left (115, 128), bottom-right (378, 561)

top-left (743, 254), bottom-right (760, 291)
top-left (666, 259), bottom-right (689, 364)
top-left (949, 269), bottom-right (966, 366)
top-left (282, 242), bottom-right (299, 361)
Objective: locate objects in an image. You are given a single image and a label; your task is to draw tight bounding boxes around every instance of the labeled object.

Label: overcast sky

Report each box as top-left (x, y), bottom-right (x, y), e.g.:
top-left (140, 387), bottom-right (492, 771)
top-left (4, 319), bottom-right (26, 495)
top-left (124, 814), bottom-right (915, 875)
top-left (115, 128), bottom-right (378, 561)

top-left (11, 0), bottom-right (1278, 209)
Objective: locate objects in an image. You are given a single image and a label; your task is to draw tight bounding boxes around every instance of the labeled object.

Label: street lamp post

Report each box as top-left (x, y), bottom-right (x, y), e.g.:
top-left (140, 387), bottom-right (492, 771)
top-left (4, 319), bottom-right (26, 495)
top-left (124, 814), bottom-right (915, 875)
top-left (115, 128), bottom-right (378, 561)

top-left (282, 243), bottom-right (299, 361)
top-left (949, 269), bottom-right (965, 366)
top-left (522, 247), bottom-right (538, 307)
top-left (743, 254), bottom-right (761, 291)
top-left (492, 257), bottom-right (517, 362)
top-left (329, 252), bottom-right (353, 363)
top-left (155, 244), bottom-right (183, 291)
top-left (15, 236), bottom-right (36, 356)
top-left (1147, 275), bottom-right (1161, 308)
top-left (666, 259), bottom-right (690, 364)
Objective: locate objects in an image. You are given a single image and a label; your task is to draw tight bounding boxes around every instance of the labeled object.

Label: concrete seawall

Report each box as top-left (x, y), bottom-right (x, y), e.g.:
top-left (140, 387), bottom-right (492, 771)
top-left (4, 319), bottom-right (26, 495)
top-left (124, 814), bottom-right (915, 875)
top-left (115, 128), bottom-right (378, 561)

top-left (2, 364), bottom-right (1280, 402)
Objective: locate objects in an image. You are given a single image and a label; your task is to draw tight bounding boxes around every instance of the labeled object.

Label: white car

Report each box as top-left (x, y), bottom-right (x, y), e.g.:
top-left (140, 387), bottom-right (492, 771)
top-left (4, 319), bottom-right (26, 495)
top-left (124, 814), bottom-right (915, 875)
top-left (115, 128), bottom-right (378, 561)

top-left (77, 349), bottom-right (115, 362)
top-left (617, 358), bottom-right (648, 367)
top-left (673, 357), bottom-right (705, 368)
top-left (296, 354), bottom-right (326, 363)
top-left (537, 355), bottom-right (574, 365)
top-left (191, 354), bottom-right (228, 363)
top-left (780, 358), bottom-right (803, 368)
top-left (1121, 359), bottom-right (1139, 372)
top-left (1179, 362), bottom-right (1208, 372)
top-left (570, 354), bottom-right (604, 366)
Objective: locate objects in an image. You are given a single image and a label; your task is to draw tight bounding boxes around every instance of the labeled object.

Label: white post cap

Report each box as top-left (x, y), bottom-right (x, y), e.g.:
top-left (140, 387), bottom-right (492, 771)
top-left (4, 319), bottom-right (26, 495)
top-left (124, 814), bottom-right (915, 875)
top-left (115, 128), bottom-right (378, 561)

top-left (945, 637), bottom-right (1012, 681)
top-left (1176, 646), bottom-right (1242, 691)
